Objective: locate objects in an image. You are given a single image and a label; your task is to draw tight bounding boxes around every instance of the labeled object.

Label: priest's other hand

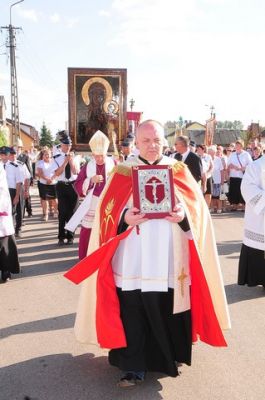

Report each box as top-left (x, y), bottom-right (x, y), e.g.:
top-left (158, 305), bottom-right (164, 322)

top-left (124, 207), bottom-right (148, 226)
top-left (165, 204), bottom-right (185, 224)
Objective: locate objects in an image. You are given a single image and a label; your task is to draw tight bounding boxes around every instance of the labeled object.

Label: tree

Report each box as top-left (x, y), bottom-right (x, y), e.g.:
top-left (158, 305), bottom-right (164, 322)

top-left (232, 120), bottom-right (243, 130)
top-left (216, 120), bottom-right (243, 130)
top-left (0, 126), bottom-right (8, 147)
top-left (39, 122), bottom-right (53, 147)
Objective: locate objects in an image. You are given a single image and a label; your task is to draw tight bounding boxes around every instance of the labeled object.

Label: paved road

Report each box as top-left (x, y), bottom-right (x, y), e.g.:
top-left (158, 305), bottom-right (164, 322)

top-left (1, 194), bottom-right (265, 400)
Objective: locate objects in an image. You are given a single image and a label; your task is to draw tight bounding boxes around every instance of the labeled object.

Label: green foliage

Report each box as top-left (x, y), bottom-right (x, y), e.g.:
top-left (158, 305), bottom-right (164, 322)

top-left (53, 136), bottom-right (60, 145)
top-left (0, 130), bottom-right (8, 147)
top-left (39, 122), bottom-right (53, 147)
top-left (217, 120), bottom-right (243, 130)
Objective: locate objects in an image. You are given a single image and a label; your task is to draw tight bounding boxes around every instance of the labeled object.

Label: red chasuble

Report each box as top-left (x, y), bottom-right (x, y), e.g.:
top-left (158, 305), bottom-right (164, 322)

top-left (65, 162), bottom-right (227, 348)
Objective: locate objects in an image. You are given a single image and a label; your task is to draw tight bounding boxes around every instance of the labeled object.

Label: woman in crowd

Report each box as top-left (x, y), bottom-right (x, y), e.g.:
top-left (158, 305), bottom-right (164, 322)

top-left (208, 145), bottom-right (224, 214)
top-left (227, 140), bottom-right (252, 211)
top-left (196, 144), bottom-right (213, 208)
top-left (216, 145), bottom-right (229, 211)
top-left (36, 149), bottom-right (58, 221)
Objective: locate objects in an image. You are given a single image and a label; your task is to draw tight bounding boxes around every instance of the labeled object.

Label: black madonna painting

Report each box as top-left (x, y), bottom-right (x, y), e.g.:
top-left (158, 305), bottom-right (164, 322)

top-left (68, 68), bottom-right (127, 151)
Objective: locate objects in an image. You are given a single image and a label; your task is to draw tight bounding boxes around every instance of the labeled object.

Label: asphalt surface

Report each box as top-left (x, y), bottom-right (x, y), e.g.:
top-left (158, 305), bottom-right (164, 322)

top-left (1, 192), bottom-right (265, 400)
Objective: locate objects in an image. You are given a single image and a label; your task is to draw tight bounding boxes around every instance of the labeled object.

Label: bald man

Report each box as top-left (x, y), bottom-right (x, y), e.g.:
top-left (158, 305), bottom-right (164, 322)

top-left (71, 120), bottom-right (230, 387)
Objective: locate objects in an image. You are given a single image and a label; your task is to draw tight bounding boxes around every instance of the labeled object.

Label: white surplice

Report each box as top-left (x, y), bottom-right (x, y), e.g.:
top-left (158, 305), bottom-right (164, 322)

top-left (241, 155), bottom-right (265, 250)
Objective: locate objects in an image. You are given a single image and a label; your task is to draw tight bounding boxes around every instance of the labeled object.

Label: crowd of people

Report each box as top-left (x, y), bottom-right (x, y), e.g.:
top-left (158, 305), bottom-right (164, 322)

top-left (0, 122), bottom-right (264, 388)
top-left (165, 137), bottom-right (257, 214)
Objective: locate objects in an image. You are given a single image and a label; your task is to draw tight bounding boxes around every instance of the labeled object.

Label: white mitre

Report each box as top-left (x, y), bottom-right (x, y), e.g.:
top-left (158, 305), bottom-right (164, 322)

top-left (89, 130), bottom-right (110, 155)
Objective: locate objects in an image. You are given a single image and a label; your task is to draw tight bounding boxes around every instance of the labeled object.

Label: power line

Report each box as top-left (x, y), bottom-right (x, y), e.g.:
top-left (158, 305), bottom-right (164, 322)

top-left (1, 0), bottom-right (25, 145)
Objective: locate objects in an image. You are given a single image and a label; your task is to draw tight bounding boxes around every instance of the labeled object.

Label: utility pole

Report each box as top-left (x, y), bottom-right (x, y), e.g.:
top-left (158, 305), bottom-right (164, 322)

top-left (1, 0), bottom-right (24, 145)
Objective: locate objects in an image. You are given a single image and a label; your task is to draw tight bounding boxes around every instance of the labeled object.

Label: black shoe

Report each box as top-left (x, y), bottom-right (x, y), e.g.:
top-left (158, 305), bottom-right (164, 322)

top-left (15, 231), bottom-right (22, 238)
top-left (66, 238), bottom-right (74, 245)
top-left (28, 214), bottom-right (33, 218)
top-left (58, 239), bottom-right (65, 246)
top-left (2, 271), bottom-right (11, 283)
top-left (117, 372), bottom-right (145, 388)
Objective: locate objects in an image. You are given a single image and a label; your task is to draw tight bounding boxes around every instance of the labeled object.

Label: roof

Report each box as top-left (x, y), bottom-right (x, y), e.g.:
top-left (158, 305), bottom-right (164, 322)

top-left (185, 121), bottom-right (206, 130)
top-left (165, 129), bottom-right (176, 138)
top-left (187, 130), bottom-right (206, 144)
top-left (214, 129), bottom-right (242, 145)
top-left (6, 120), bottom-right (36, 141)
top-left (182, 129), bottom-right (244, 146)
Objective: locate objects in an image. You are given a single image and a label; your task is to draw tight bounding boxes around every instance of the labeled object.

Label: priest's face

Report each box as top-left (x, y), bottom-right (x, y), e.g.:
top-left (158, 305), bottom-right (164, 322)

top-left (136, 121), bottom-right (164, 162)
top-left (93, 154), bottom-right (106, 165)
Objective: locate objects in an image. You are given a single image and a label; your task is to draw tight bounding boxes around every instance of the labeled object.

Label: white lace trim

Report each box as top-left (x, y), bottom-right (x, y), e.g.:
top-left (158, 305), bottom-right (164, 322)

top-left (245, 229), bottom-right (264, 243)
top-left (250, 193), bottom-right (263, 206)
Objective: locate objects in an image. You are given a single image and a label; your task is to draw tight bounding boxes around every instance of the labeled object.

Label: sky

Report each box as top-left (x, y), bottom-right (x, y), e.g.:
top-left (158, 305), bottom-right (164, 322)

top-left (1, 0), bottom-right (265, 135)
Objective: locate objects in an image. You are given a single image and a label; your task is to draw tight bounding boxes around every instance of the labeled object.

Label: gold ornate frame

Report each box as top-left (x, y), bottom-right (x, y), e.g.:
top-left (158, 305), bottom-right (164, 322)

top-left (68, 68), bottom-right (127, 151)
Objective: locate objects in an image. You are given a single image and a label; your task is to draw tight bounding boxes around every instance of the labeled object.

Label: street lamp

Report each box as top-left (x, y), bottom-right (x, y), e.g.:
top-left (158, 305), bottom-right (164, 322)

top-left (10, 0), bottom-right (24, 26)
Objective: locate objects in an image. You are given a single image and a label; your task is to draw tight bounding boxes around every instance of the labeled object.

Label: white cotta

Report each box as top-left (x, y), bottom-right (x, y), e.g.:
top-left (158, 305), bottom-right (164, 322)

top-left (241, 155), bottom-right (265, 251)
top-left (0, 164), bottom-right (15, 237)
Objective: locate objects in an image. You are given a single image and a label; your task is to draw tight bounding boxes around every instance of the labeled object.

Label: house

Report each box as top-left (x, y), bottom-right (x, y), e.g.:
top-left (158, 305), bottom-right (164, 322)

top-left (5, 119), bottom-right (39, 150)
top-left (165, 121), bottom-right (206, 147)
top-left (0, 95), bottom-right (39, 149)
top-left (165, 119), bottom-right (244, 147)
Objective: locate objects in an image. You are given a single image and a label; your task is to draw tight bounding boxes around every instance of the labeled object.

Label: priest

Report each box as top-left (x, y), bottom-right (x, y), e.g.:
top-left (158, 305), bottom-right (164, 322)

top-left (238, 155), bottom-right (265, 287)
top-left (65, 120), bottom-right (230, 387)
top-left (74, 130), bottom-right (115, 260)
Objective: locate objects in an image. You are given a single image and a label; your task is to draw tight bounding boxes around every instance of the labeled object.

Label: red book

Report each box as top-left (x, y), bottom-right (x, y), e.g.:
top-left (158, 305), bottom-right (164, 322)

top-left (132, 165), bottom-right (175, 219)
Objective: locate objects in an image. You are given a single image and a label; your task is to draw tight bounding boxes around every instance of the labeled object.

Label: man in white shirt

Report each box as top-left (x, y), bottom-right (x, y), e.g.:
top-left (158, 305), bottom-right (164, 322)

top-left (0, 146), bottom-right (24, 237)
top-left (52, 131), bottom-right (80, 245)
top-left (227, 140), bottom-right (252, 211)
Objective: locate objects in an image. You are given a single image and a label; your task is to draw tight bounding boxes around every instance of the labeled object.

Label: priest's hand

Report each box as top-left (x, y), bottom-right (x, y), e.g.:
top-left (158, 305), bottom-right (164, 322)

top-left (124, 207), bottom-right (147, 226)
top-left (91, 174), bottom-right (103, 184)
top-left (165, 204), bottom-right (185, 224)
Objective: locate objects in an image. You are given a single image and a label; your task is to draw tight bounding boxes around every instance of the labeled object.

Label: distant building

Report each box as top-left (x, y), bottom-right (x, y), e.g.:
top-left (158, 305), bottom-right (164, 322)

top-left (165, 121), bottom-right (206, 147)
top-left (165, 119), bottom-right (245, 148)
top-left (248, 122), bottom-right (260, 139)
top-left (0, 95), bottom-right (39, 149)
top-left (6, 119), bottom-right (39, 149)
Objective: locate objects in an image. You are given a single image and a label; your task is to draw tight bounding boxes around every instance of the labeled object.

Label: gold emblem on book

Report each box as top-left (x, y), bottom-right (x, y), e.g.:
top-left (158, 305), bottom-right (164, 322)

top-left (100, 198), bottom-right (115, 241)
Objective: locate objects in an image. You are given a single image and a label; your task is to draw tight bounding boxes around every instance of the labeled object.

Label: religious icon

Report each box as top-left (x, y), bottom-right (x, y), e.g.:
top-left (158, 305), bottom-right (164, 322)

top-left (68, 68), bottom-right (127, 151)
top-left (132, 165), bottom-right (175, 219)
